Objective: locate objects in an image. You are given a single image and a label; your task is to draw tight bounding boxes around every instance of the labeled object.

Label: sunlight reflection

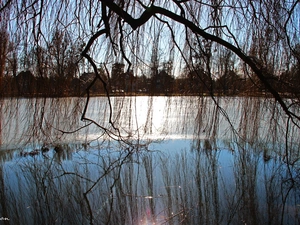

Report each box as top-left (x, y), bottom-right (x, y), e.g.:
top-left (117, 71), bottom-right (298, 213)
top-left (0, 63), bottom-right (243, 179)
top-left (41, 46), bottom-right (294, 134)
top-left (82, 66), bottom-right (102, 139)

top-left (139, 214), bottom-right (166, 225)
top-left (138, 209), bottom-right (186, 225)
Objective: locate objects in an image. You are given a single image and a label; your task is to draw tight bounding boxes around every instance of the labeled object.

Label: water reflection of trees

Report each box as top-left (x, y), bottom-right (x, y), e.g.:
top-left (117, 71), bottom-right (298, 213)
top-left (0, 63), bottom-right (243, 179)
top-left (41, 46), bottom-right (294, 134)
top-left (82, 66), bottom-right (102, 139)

top-left (0, 96), bottom-right (300, 224)
top-left (0, 138), bottom-right (298, 224)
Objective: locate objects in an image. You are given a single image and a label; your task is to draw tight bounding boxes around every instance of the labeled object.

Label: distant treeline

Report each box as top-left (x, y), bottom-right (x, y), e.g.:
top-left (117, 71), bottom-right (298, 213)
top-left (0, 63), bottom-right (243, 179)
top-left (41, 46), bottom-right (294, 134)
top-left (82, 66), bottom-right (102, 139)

top-left (1, 27), bottom-right (299, 98)
top-left (0, 63), bottom-right (299, 97)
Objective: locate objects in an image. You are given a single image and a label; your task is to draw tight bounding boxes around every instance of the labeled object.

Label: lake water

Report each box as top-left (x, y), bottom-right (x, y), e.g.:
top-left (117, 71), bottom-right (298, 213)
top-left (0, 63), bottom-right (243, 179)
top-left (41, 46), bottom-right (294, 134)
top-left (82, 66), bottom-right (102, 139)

top-left (0, 96), bottom-right (299, 224)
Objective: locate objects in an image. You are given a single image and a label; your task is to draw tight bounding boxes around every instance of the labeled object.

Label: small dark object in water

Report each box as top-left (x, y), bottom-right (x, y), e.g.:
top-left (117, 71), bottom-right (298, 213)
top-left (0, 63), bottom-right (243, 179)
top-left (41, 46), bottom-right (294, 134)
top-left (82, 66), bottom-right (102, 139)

top-left (263, 150), bottom-right (271, 162)
top-left (21, 149), bottom-right (40, 157)
top-left (41, 146), bottom-right (49, 153)
top-left (54, 145), bottom-right (63, 153)
top-left (263, 154), bottom-right (271, 162)
top-left (28, 149), bottom-right (39, 157)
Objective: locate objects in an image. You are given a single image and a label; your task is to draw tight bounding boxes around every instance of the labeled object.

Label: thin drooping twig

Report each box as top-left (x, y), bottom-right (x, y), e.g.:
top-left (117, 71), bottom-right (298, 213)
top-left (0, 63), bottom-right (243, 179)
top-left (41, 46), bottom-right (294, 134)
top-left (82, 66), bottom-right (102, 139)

top-left (118, 19), bottom-right (132, 73)
top-left (80, 29), bottom-right (121, 135)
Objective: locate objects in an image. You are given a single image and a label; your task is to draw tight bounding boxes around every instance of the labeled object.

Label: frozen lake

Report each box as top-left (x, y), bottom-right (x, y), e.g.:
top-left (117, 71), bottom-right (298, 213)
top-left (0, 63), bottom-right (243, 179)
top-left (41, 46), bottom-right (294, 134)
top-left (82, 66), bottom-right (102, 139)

top-left (0, 96), bottom-right (299, 224)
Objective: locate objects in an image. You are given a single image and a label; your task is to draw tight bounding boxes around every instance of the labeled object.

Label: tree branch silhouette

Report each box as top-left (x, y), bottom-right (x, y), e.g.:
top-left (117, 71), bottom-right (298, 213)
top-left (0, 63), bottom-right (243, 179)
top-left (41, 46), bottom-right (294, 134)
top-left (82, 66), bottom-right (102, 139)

top-left (100, 0), bottom-right (300, 123)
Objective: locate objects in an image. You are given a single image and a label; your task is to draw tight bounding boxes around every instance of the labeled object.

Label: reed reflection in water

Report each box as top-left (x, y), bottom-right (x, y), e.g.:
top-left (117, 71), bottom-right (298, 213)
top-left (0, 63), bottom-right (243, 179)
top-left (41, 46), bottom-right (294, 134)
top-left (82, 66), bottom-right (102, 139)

top-left (0, 96), bottom-right (299, 224)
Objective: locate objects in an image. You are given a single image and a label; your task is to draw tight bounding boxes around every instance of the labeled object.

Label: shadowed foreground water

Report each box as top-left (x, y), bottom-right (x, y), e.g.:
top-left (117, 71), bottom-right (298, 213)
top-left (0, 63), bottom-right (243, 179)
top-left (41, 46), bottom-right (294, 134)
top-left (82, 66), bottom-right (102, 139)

top-left (0, 96), bottom-right (299, 224)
